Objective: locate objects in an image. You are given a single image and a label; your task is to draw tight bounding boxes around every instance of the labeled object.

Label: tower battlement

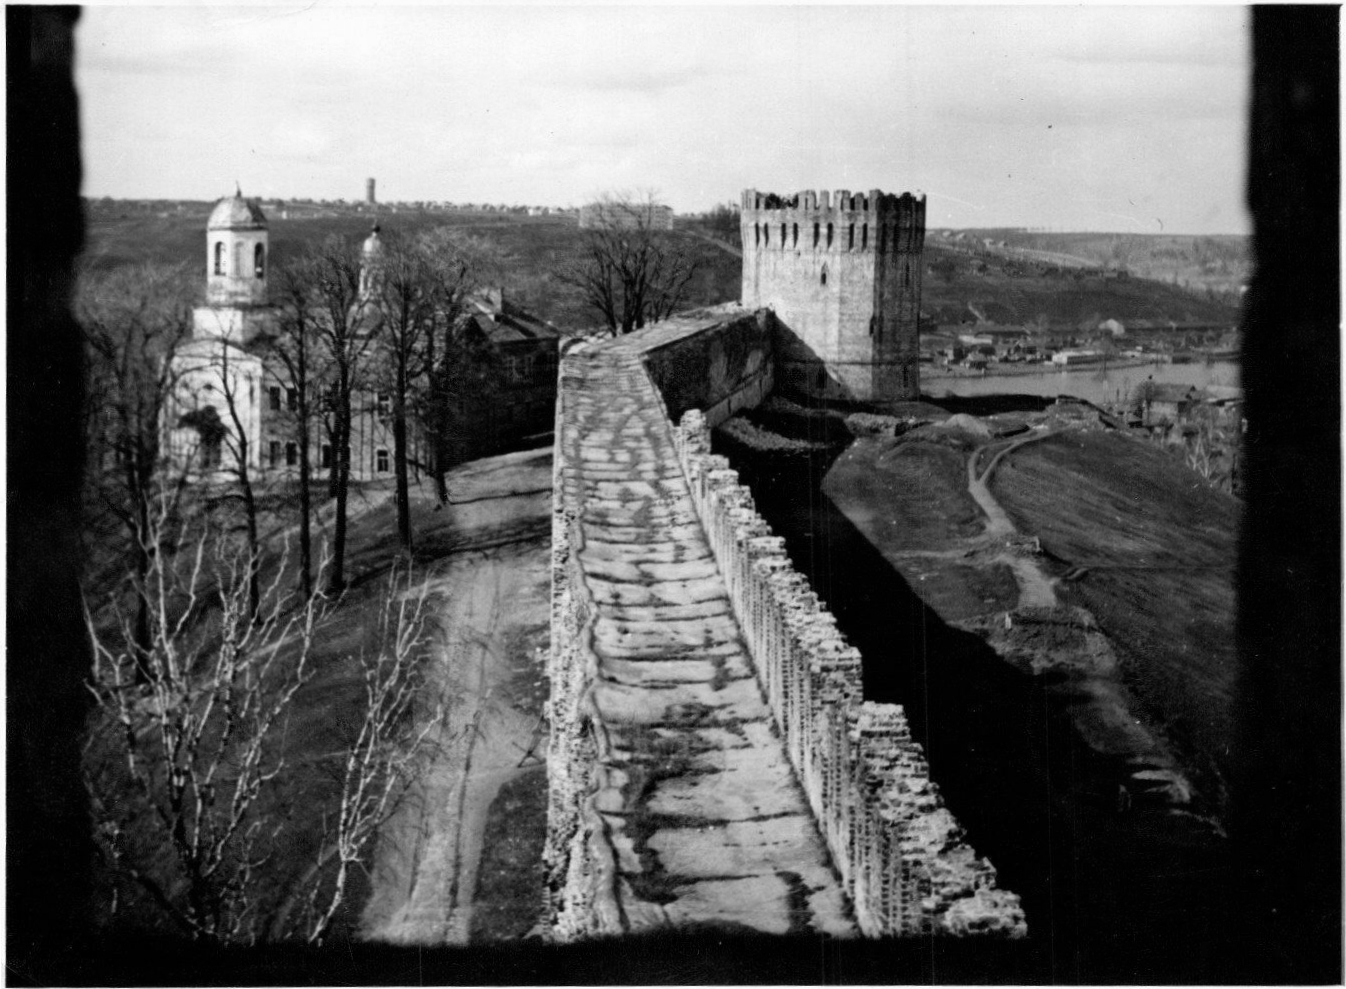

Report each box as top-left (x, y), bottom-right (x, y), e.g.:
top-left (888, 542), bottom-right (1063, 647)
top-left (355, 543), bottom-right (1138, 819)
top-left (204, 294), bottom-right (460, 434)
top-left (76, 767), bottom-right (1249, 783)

top-left (740, 188), bottom-right (925, 256)
top-left (740, 186), bottom-right (926, 403)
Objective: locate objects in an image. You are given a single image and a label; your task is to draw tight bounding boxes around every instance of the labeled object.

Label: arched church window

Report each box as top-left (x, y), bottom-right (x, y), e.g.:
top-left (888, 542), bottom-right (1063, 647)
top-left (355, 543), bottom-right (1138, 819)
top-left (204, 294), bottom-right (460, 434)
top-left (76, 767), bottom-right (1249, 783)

top-left (792, 223), bottom-right (798, 247)
top-left (820, 264), bottom-right (828, 286)
top-left (254, 244), bottom-right (265, 278)
top-left (862, 223), bottom-right (868, 250)
top-left (848, 224), bottom-right (855, 250)
top-left (780, 222), bottom-right (787, 246)
top-left (213, 242), bottom-right (224, 275)
top-left (234, 242), bottom-right (245, 279)
top-left (813, 222), bottom-right (820, 248)
top-left (826, 223), bottom-right (834, 248)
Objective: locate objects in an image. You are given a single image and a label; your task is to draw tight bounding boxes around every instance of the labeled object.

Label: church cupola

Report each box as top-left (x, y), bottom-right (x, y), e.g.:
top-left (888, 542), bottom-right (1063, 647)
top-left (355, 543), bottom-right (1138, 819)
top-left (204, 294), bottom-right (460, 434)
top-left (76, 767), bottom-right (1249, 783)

top-left (359, 223), bottom-right (386, 302)
top-left (206, 186), bottom-right (269, 307)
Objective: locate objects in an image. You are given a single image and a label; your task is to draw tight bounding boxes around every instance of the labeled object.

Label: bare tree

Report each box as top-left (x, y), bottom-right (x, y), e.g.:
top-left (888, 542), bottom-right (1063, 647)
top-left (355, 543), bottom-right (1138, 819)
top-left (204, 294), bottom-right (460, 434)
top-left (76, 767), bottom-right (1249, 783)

top-left (86, 507), bottom-right (445, 945)
top-left (271, 259), bottom-right (324, 598)
top-left (418, 229), bottom-right (501, 504)
top-left (294, 571), bottom-right (443, 945)
top-left (560, 191), bottom-right (702, 335)
top-left (78, 261), bottom-right (195, 664)
top-left (213, 342), bottom-right (264, 620)
top-left (368, 234), bottom-right (436, 555)
top-left (85, 510), bottom-right (317, 943)
top-left (306, 236), bottom-right (379, 594)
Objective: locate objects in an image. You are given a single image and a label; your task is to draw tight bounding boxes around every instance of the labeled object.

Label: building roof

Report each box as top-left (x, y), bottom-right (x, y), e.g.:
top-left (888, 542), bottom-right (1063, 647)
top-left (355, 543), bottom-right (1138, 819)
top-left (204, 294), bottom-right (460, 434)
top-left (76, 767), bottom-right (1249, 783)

top-left (207, 191), bottom-right (268, 230)
top-left (465, 293), bottom-right (562, 345)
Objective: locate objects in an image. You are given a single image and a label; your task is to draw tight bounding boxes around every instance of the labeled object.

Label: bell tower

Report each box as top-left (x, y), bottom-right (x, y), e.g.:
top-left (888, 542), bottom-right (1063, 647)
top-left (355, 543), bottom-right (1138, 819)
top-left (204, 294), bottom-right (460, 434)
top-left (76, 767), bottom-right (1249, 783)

top-left (193, 187), bottom-right (272, 343)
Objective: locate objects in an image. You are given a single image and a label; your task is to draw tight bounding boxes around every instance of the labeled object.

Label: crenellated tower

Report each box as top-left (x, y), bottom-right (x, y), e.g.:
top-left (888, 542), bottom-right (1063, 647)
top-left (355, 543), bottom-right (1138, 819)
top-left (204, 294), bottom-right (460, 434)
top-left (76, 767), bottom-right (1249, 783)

top-left (740, 188), bottom-right (925, 403)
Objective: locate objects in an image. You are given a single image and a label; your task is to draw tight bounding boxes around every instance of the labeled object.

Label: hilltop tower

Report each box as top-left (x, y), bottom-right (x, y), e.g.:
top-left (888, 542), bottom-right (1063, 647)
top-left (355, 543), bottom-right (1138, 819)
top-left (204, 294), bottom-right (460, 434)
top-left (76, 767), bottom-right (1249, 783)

top-left (193, 187), bottom-right (272, 343)
top-left (741, 188), bottom-right (925, 403)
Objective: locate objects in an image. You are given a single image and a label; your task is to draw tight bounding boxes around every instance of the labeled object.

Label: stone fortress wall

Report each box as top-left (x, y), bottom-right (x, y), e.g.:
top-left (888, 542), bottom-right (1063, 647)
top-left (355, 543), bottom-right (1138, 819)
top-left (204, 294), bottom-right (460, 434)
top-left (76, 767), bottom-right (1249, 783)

top-left (545, 304), bottom-right (1024, 938)
top-left (741, 189), bottom-right (925, 403)
top-left (672, 408), bottom-right (1023, 935)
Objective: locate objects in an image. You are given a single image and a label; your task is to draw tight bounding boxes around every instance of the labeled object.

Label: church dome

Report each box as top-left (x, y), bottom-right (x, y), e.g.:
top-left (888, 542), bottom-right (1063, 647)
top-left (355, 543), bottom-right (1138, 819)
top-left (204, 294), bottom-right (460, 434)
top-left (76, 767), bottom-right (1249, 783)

top-left (362, 224), bottom-right (384, 257)
top-left (208, 189), bottom-right (268, 230)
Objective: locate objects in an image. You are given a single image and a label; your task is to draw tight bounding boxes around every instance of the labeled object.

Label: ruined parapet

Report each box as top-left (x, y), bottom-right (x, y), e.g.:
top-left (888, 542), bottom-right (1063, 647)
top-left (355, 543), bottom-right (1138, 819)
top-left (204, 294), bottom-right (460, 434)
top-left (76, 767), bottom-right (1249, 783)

top-left (673, 407), bottom-right (1025, 937)
top-left (542, 349), bottom-right (625, 939)
top-left (740, 187), bottom-right (925, 404)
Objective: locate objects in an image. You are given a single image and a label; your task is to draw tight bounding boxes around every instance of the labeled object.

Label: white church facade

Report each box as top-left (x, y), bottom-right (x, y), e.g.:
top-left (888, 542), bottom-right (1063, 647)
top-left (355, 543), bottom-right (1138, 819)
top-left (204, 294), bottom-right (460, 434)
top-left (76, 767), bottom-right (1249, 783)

top-left (163, 191), bottom-right (424, 484)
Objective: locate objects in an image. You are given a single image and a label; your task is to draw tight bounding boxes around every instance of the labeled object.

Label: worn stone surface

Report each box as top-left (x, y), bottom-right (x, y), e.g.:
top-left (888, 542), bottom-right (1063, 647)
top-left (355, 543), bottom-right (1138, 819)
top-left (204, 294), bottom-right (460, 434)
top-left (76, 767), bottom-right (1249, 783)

top-left (546, 313), bottom-right (1025, 943)
top-left (546, 342), bottom-right (854, 940)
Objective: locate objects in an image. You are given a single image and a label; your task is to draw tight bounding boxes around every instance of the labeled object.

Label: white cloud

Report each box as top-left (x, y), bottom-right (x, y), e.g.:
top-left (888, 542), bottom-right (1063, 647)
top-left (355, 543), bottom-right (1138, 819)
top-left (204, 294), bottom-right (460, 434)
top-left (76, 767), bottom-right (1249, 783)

top-left (75, 5), bottom-right (1250, 233)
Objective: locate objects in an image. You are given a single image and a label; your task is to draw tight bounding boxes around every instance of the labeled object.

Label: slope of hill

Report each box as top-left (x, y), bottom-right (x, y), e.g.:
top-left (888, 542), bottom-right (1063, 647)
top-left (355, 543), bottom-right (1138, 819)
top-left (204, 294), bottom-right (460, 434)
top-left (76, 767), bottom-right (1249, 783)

top-left (81, 207), bottom-right (741, 333)
top-left (950, 229), bottom-right (1249, 304)
top-left (82, 202), bottom-right (1239, 338)
top-left (920, 242), bottom-right (1240, 327)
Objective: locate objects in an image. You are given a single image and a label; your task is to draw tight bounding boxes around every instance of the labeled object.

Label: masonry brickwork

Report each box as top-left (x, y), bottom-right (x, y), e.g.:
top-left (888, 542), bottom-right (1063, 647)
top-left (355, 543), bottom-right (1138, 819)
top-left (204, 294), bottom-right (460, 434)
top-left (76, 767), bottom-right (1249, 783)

top-left (740, 188), bottom-right (925, 403)
top-left (545, 306), bottom-right (1024, 939)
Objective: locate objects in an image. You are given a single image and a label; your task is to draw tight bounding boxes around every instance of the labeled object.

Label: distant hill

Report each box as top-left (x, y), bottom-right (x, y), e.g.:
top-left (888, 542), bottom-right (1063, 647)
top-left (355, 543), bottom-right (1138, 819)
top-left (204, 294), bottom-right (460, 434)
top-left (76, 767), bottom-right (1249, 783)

top-left (941, 229), bottom-right (1249, 307)
top-left (920, 240), bottom-right (1239, 329)
top-left (79, 201), bottom-right (1239, 336)
top-left (81, 205), bottom-right (741, 333)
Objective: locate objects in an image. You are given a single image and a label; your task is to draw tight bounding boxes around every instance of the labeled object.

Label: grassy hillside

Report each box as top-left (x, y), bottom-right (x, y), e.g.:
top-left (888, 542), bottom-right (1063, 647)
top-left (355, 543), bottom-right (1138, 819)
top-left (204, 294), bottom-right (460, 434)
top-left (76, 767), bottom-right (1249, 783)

top-left (920, 242), bottom-right (1240, 328)
top-left (81, 202), bottom-right (1237, 337)
top-left (81, 207), bottom-right (741, 333)
top-left (990, 428), bottom-right (1239, 808)
top-left (951, 228), bottom-right (1249, 304)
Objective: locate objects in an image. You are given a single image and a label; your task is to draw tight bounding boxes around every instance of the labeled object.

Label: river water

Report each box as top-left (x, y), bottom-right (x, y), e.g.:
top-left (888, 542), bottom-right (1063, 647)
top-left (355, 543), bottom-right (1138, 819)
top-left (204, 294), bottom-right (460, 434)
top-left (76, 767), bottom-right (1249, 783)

top-left (924, 359), bottom-right (1240, 406)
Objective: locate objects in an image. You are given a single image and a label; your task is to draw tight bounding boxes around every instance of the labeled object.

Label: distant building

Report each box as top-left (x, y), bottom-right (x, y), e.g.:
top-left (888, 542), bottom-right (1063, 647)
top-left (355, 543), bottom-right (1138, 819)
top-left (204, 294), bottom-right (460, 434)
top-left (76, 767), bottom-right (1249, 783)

top-left (1051, 349), bottom-right (1104, 366)
top-left (366, 177), bottom-right (376, 205)
top-left (579, 200), bottom-right (674, 231)
top-left (165, 193), bottom-right (561, 484)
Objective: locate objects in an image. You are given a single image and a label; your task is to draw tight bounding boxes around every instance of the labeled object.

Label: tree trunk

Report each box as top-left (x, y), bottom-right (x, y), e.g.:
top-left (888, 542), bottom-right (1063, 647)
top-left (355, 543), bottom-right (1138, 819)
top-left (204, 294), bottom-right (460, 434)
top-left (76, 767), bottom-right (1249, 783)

top-left (393, 358), bottom-right (411, 555)
top-left (240, 460), bottom-right (260, 621)
top-left (298, 399), bottom-right (312, 600)
top-left (131, 492), bottom-right (152, 677)
top-left (329, 366), bottom-right (351, 594)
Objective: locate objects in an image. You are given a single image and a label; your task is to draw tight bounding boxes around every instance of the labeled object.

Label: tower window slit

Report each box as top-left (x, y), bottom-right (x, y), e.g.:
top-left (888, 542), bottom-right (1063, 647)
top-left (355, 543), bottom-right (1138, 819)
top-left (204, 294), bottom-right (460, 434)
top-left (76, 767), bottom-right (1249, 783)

top-left (848, 223), bottom-right (855, 250)
top-left (792, 222), bottom-right (798, 247)
top-left (780, 222), bottom-right (787, 247)
top-left (213, 241), bottom-right (224, 276)
top-left (813, 222), bottom-right (820, 248)
top-left (862, 223), bottom-right (868, 250)
top-left (827, 223), bottom-right (834, 248)
top-left (254, 243), bottom-right (265, 278)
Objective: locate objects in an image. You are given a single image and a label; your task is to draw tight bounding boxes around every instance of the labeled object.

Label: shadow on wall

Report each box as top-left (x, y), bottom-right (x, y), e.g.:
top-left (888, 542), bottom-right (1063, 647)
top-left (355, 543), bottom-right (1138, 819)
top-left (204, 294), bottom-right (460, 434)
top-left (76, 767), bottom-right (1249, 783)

top-left (718, 433), bottom-right (1239, 983)
top-left (771, 316), bottom-right (853, 404)
top-left (640, 311), bottom-right (774, 426)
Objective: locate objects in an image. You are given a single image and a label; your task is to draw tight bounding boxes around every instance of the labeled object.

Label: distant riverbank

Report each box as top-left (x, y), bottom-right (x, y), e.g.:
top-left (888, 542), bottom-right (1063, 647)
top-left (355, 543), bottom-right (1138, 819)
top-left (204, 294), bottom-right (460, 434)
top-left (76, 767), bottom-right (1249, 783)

top-left (924, 359), bottom-right (1240, 406)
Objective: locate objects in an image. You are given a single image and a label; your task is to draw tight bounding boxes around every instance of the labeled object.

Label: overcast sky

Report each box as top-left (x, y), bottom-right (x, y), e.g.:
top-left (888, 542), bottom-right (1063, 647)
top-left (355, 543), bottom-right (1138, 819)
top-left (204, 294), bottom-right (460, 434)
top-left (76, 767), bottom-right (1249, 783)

top-left (77, 5), bottom-right (1252, 234)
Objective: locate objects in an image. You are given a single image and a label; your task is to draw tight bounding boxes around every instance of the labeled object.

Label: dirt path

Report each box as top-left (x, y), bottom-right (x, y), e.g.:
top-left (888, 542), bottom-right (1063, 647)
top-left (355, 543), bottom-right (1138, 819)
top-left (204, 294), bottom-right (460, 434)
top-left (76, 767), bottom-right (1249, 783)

top-left (360, 451), bottom-right (551, 946)
top-left (966, 428), bottom-right (1062, 608)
